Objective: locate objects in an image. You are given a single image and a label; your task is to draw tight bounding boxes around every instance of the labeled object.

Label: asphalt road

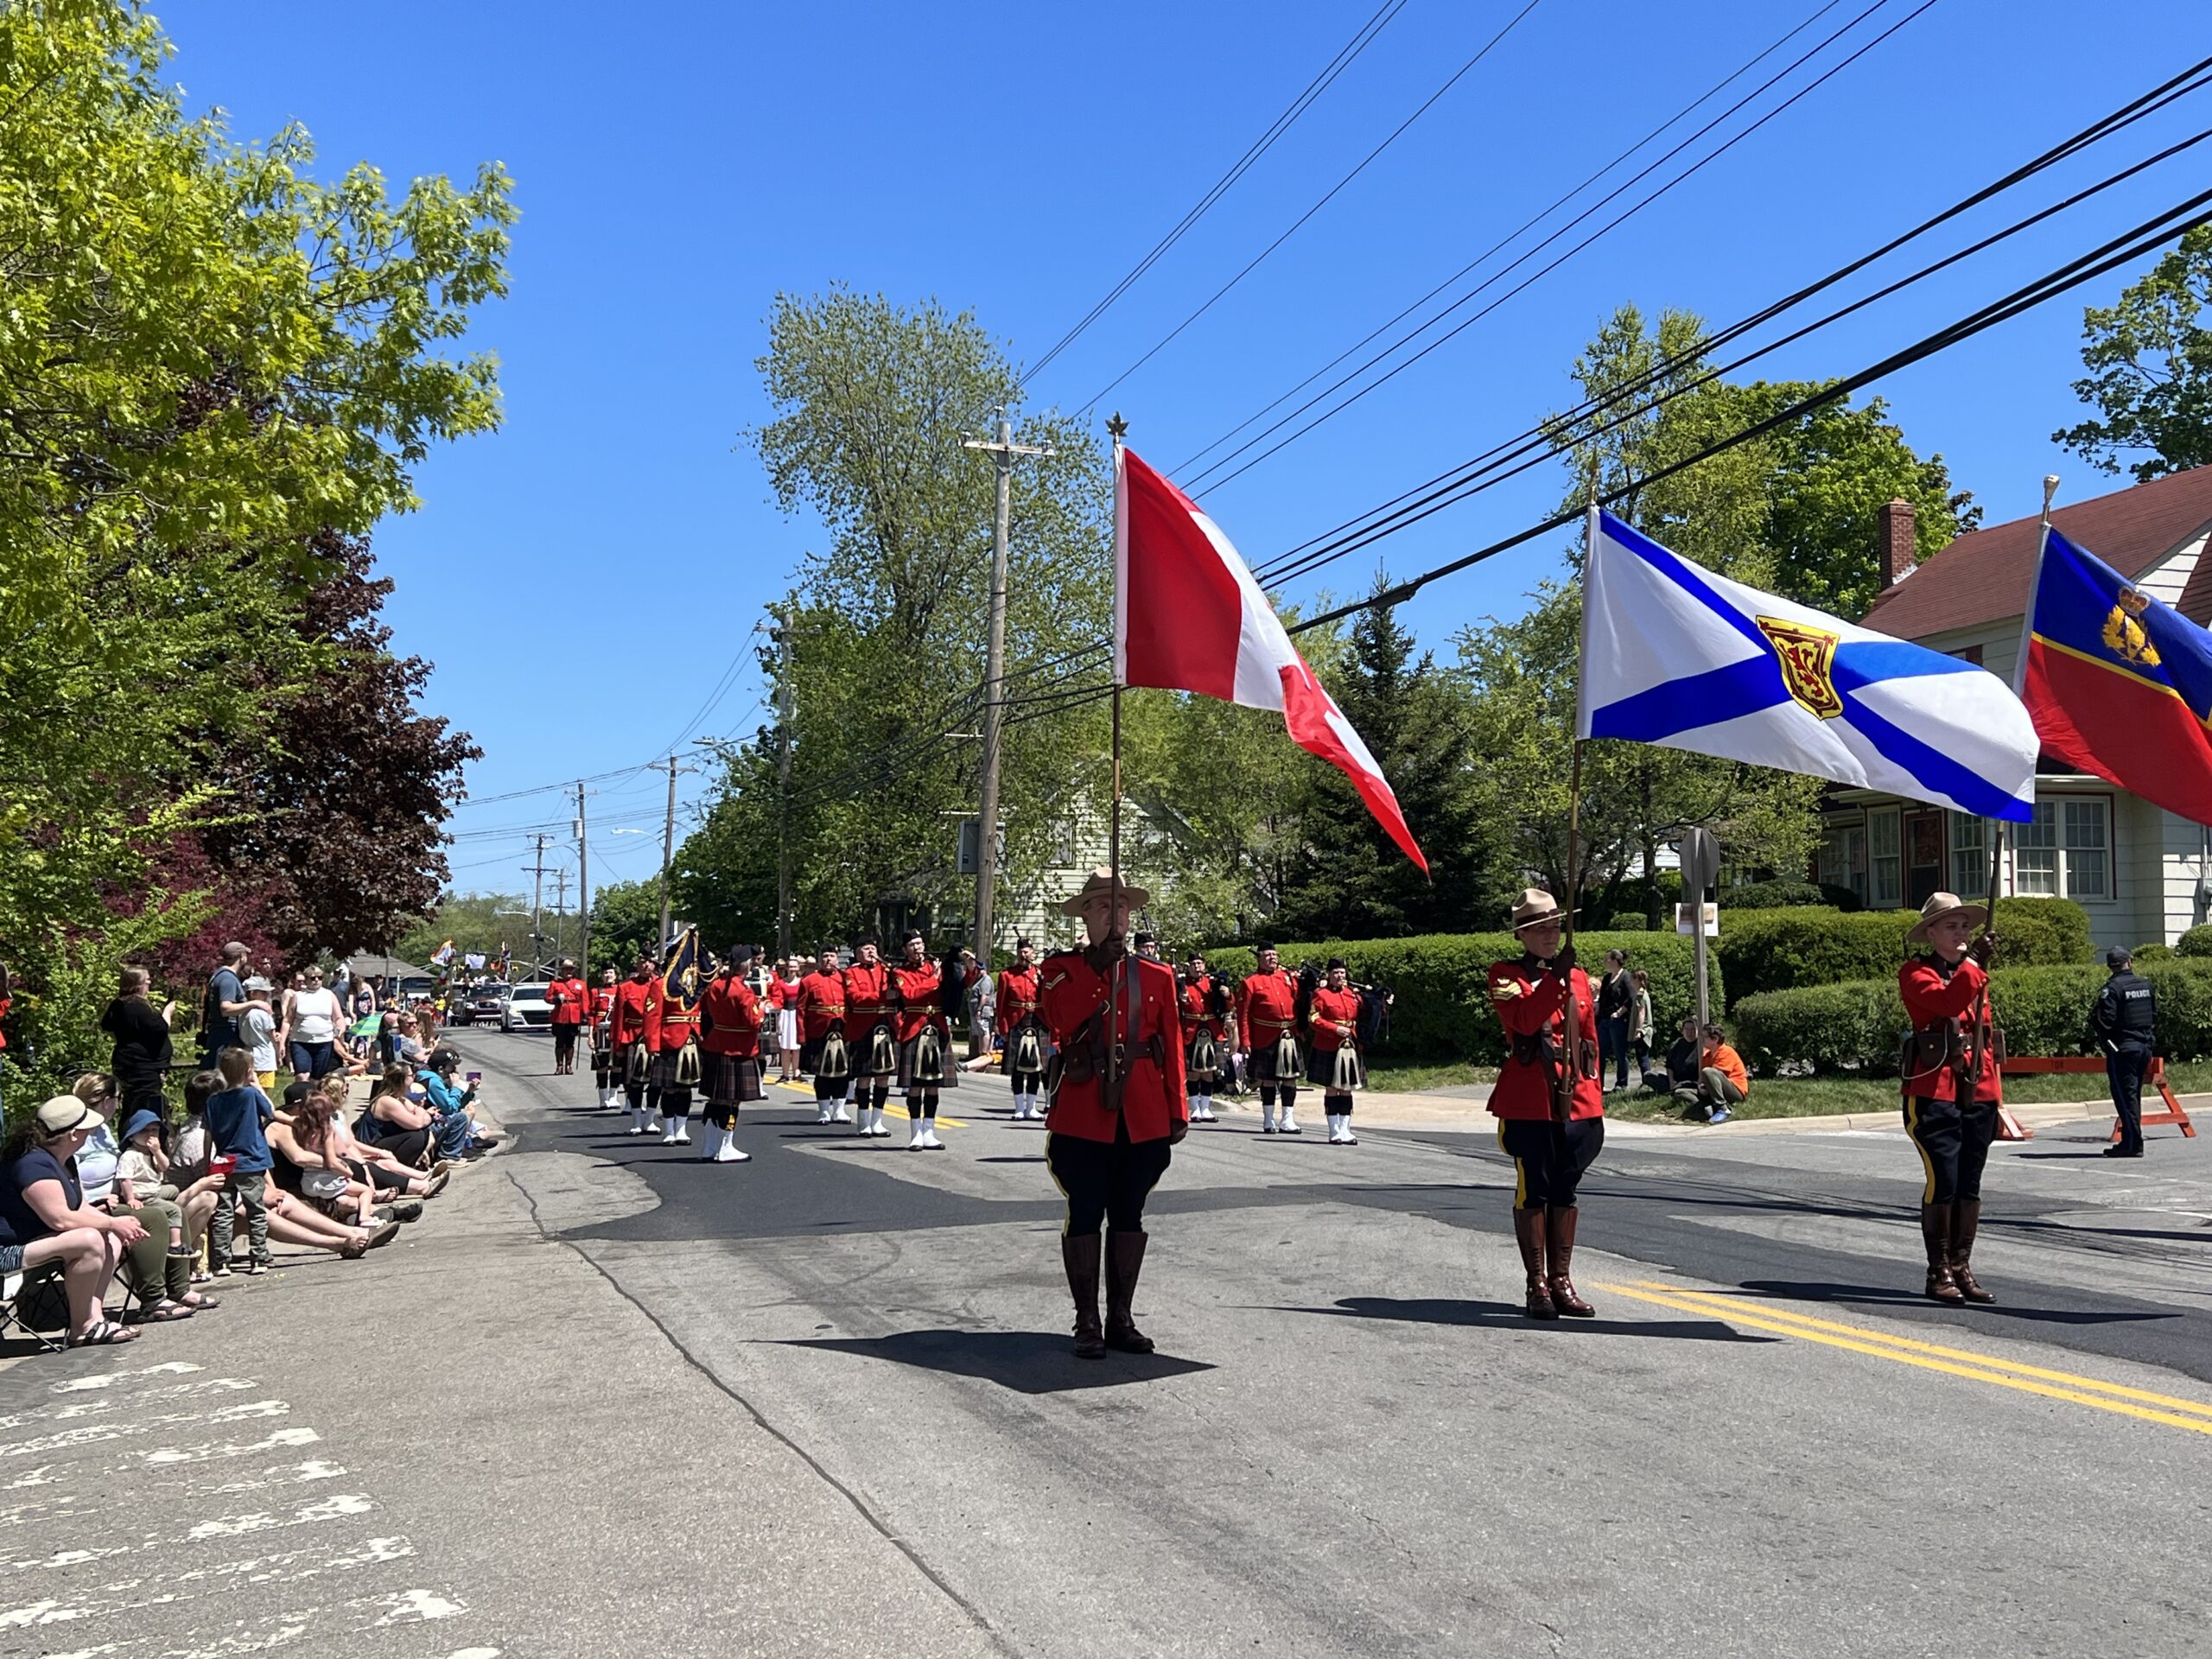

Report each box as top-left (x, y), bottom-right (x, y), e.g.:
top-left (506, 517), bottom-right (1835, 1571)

top-left (10, 1029), bottom-right (2211, 1657)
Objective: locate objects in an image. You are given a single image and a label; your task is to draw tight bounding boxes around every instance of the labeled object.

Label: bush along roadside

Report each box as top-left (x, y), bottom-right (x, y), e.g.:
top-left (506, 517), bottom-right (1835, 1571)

top-left (1732, 956), bottom-right (2212, 1077)
top-left (1206, 931), bottom-right (1721, 1068)
top-left (1714, 897), bottom-right (2091, 1009)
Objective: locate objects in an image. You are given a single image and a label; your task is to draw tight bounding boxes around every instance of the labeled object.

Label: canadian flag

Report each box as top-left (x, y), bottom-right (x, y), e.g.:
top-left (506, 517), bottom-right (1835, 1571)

top-left (1115, 446), bottom-right (1428, 874)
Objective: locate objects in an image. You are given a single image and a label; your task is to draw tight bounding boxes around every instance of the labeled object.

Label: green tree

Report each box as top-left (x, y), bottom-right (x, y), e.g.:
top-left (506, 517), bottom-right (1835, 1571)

top-left (2056, 223), bottom-right (2212, 482)
top-left (588, 880), bottom-right (665, 976)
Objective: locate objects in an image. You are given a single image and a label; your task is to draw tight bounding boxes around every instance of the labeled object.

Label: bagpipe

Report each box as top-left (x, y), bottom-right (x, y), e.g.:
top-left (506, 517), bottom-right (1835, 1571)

top-left (1294, 962), bottom-right (1396, 1090)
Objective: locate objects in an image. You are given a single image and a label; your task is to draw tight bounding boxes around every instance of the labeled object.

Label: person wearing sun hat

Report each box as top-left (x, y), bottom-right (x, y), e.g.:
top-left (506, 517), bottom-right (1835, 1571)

top-left (1486, 887), bottom-right (1605, 1320)
top-left (1899, 890), bottom-right (2003, 1306)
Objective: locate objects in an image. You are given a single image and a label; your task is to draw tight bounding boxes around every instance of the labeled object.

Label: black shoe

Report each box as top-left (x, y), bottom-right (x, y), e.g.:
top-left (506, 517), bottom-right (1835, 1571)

top-left (2102, 1145), bottom-right (2144, 1158)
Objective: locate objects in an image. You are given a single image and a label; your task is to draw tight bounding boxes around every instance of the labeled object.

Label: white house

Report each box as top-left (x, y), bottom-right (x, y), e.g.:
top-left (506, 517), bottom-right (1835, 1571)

top-left (1819, 466), bottom-right (2212, 949)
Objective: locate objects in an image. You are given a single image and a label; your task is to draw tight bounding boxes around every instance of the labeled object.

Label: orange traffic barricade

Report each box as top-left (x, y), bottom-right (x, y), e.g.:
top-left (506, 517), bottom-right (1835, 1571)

top-left (1999, 1054), bottom-right (2196, 1144)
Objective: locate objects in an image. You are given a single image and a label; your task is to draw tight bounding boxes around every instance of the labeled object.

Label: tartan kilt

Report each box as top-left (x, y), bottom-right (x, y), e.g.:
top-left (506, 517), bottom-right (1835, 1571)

top-left (616, 1040), bottom-right (647, 1084)
top-left (798, 1033), bottom-right (830, 1071)
top-left (1184, 1026), bottom-right (1224, 1083)
top-left (854, 1019), bottom-right (901, 1077)
top-left (706, 1052), bottom-right (763, 1106)
top-left (1305, 1041), bottom-right (1366, 1090)
top-left (896, 1026), bottom-right (958, 1090)
top-left (1248, 1033), bottom-right (1302, 1083)
top-left (1003, 1019), bottom-right (1052, 1079)
top-left (651, 1047), bottom-right (697, 1092)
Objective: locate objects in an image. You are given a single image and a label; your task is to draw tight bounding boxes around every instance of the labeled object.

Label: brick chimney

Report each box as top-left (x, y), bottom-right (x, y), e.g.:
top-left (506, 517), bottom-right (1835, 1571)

top-left (1878, 498), bottom-right (1917, 588)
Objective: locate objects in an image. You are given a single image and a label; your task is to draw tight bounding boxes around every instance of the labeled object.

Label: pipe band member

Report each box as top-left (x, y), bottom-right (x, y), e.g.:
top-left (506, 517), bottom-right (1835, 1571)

top-left (1178, 952), bottom-right (1231, 1125)
top-left (1899, 891), bottom-right (2003, 1306)
top-left (842, 938), bottom-right (899, 1139)
top-left (588, 969), bottom-right (620, 1106)
top-left (1039, 869), bottom-right (1188, 1359)
top-left (546, 959), bottom-right (588, 1077)
top-left (798, 944), bottom-right (853, 1124)
top-left (1237, 944), bottom-right (1303, 1135)
top-left (1305, 959), bottom-right (1365, 1146)
top-left (644, 935), bottom-right (703, 1148)
top-left (1487, 888), bottom-right (1605, 1321)
top-left (610, 958), bottom-right (656, 1135)
top-left (696, 953), bottom-right (760, 1165)
top-left (892, 931), bottom-right (955, 1151)
top-left (997, 938), bottom-right (1051, 1122)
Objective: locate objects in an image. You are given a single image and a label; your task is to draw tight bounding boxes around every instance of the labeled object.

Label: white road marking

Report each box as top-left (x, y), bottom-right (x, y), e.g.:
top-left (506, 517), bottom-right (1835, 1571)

top-left (372, 1586), bottom-right (467, 1624)
top-left (143, 1427), bottom-right (321, 1465)
top-left (51, 1362), bottom-right (203, 1393)
top-left (186, 1492), bottom-right (372, 1540)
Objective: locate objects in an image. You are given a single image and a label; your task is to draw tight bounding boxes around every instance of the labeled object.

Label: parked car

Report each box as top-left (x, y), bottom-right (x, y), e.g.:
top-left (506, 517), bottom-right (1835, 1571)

top-left (502, 982), bottom-right (554, 1032)
top-left (451, 982), bottom-right (510, 1027)
top-left (397, 975), bottom-right (436, 1002)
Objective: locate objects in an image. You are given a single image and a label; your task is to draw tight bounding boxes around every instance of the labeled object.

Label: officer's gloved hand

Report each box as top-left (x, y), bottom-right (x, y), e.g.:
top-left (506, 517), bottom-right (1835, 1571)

top-left (1552, 944), bottom-right (1577, 979)
top-left (1968, 931), bottom-right (1998, 969)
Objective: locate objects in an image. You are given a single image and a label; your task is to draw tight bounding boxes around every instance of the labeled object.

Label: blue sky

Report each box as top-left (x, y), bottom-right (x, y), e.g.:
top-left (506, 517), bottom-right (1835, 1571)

top-left (165, 0), bottom-right (2210, 900)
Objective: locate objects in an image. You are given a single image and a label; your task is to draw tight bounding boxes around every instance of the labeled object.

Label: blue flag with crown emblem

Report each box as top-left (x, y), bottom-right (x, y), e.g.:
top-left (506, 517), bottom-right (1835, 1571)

top-left (1576, 511), bottom-right (2038, 820)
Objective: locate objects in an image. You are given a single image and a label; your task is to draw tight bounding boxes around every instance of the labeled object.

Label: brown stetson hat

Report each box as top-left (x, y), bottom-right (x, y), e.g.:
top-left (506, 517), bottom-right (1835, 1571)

top-left (1508, 887), bottom-right (1577, 934)
top-left (1904, 890), bottom-right (1988, 945)
top-left (1058, 868), bottom-right (1151, 916)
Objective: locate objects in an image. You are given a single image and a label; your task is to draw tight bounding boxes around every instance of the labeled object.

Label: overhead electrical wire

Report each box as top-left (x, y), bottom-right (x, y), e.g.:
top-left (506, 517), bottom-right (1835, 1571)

top-left (1022, 0), bottom-right (1408, 385)
top-left (1073, 0), bottom-right (1550, 416)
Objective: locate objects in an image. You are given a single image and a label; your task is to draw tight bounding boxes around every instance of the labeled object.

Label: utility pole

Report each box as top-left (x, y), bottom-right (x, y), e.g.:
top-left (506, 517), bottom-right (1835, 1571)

top-left (575, 780), bottom-right (591, 979)
top-left (963, 411), bottom-right (1052, 964)
top-left (655, 753), bottom-right (679, 954)
top-left (773, 617), bottom-right (796, 960)
top-left (528, 833), bottom-right (550, 978)
top-left (551, 868), bottom-right (570, 963)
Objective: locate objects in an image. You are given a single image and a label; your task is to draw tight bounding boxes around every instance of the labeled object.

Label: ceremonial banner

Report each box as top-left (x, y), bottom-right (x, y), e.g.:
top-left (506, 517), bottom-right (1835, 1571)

top-left (660, 925), bottom-right (702, 1016)
top-left (1115, 446), bottom-right (1428, 872)
top-left (1579, 510), bottom-right (2037, 820)
top-left (2018, 526), bottom-right (2212, 825)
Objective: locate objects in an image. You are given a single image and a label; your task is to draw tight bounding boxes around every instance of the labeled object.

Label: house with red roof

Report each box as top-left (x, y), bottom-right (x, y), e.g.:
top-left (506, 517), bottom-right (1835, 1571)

top-left (1818, 466), bottom-right (2212, 947)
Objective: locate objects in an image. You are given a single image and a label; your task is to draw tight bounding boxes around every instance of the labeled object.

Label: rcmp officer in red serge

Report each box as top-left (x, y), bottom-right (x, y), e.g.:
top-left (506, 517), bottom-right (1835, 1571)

top-left (696, 950), bottom-right (760, 1166)
top-left (1487, 888), bottom-right (1604, 1320)
top-left (545, 959), bottom-right (588, 1077)
top-left (1236, 945), bottom-right (1303, 1135)
top-left (1039, 868), bottom-right (1188, 1359)
top-left (995, 938), bottom-right (1050, 1122)
top-left (610, 957), bottom-right (657, 1136)
top-left (1899, 891), bottom-right (2003, 1306)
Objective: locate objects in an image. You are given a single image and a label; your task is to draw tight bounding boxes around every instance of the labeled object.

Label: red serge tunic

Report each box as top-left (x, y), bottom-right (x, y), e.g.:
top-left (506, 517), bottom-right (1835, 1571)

top-left (545, 976), bottom-right (588, 1028)
top-left (1038, 950), bottom-right (1187, 1145)
top-left (796, 970), bottom-right (847, 1045)
top-left (891, 963), bottom-right (948, 1045)
top-left (699, 975), bottom-right (763, 1057)
top-left (589, 985), bottom-right (617, 1027)
top-left (1898, 956), bottom-right (2002, 1104)
top-left (842, 963), bottom-right (893, 1028)
top-left (1237, 969), bottom-right (1299, 1053)
top-left (995, 966), bottom-right (1041, 1035)
top-left (1179, 975), bottom-right (1227, 1040)
top-left (609, 980), bottom-right (652, 1046)
top-left (1307, 985), bottom-right (1361, 1052)
top-left (642, 982), bottom-right (701, 1055)
top-left (1485, 956), bottom-right (1605, 1122)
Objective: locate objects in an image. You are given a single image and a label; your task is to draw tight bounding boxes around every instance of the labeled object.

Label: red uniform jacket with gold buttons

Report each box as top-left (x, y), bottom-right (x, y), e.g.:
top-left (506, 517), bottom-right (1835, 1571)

top-left (1236, 969), bottom-right (1298, 1053)
top-left (995, 966), bottom-right (1041, 1035)
top-left (642, 982), bottom-right (701, 1055)
top-left (545, 976), bottom-right (588, 1028)
top-left (797, 970), bottom-right (847, 1045)
top-left (1039, 949), bottom-right (1187, 1145)
top-left (609, 980), bottom-right (653, 1046)
top-left (1179, 975), bottom-right (1227, 1040)
top-left (1486, 956), bottom-right (1604, 1122)
top-left (589, 985), bottom-right (617, 1027)
top-left (891, 962), bottom-right (947, 1044)
top-left (1307, 985), bottom-right (1361, 1052)
top-left (842, 962), bottom-right (894, 1030)
top-left (1899, 956), bottom-right (2002, 1104)
top-left (699, 975), bottom-right (763, 1058)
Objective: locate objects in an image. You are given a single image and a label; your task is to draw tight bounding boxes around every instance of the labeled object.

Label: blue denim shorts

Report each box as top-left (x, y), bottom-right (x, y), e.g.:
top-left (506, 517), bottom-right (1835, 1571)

top-left (0, 1243), bottom-right (26, 1274)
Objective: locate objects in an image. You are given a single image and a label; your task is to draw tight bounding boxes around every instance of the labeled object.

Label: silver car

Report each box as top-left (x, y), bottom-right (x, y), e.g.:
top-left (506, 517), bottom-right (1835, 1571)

top-left (502, 982), bottom-right (554, 1032)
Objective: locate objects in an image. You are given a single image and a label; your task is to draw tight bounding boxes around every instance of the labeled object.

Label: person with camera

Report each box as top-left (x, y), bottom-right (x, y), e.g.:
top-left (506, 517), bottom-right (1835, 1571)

top-left (1899, 892), bottom-right (2004, 1306)
top-left (1039, 869), bottom-right (1187, 1359)
top-left (2092, 946), bottom-right (2158, 1160)
top-left (1486, 889), bottom-right (1605, 1320)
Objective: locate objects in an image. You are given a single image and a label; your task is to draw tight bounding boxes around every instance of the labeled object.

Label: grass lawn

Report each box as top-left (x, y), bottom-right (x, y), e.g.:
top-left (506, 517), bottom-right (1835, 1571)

top-left (1366, 1058), bottom-right (1496, 1093)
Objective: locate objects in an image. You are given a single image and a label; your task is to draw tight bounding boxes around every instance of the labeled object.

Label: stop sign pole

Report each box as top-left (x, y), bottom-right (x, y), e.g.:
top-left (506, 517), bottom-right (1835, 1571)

top-left (1680, 827), bottom-right (1720, 1030)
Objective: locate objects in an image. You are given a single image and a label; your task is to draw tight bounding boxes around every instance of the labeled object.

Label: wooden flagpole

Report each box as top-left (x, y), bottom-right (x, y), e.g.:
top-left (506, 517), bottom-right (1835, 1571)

top-left (1107, 412), bottom-right (1128, 923)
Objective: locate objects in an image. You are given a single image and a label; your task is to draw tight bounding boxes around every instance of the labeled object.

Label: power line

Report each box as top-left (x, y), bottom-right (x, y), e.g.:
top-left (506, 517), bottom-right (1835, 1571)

top-left (1074, 0), bottom-right (1550, 416)
top-left (1022, 0), bottom-right (1408, 385)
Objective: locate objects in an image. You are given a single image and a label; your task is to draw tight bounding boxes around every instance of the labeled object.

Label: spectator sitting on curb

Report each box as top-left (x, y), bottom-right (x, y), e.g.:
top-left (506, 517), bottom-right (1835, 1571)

top-left (71, 1074), bottom-right (204, 1322)
top-left (119, 1108), bottom-right (224, 1275)
top-left (1674, 1024), bottom-right (1749, 1124)
top-left (417, 1047), bottom-right (498, 1159)
top-left (359, 1066), bottom-right (440, 1166)
top-left (1659, 1017), bottom-right (1701, 1095)
top-left (268, 1084), bottom-right (387, 1230)
top-left (0, 1096), bottom-right (145, 1345)
top-left (308, 1077), bottom-right (446, 1201)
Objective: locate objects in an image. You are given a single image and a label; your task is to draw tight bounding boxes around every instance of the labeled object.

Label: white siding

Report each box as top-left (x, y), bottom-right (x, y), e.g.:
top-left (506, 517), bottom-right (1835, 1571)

top-left (2134, 530), bottom-right (2207, 607)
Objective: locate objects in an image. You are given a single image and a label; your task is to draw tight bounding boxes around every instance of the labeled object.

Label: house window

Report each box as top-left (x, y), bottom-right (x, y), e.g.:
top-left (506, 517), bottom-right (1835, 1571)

top-left (1818, 823), bottom-right (1867, 906)
top-left (1952, 645), bottom-right (1983, 665)
top-left (1949, 813), bottom-right (1986, 897)
top-left (1870, 809), bottom-right (1902, 908)
top-left (2015, 798), bottom-right (2113, 900)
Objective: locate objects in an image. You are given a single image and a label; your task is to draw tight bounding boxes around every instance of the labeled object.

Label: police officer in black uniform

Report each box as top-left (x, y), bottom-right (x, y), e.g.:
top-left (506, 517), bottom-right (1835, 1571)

top-left (2092, 946), bottom-right (2158, 1159)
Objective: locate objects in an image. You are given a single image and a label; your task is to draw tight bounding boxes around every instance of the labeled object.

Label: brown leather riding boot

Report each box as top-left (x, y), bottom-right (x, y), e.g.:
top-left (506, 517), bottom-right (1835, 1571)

top-left (1545, 1207), bottom-right (1595, 1317)
top-left (1948, 1200), bottom-right (1996, 1304)
top-left (1062, 1234), bottom-right (1105, 1358)
top-left (1920, 1202), bottom-right (1964, 1303)
top-left (1514, 1208), bottom-right (1556, 1319)
top-left (1103, 1230), bottom-right (1154, 1353)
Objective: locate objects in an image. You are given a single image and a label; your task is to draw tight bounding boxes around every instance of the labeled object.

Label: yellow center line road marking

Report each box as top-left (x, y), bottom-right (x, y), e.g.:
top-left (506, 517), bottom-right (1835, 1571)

top-left (766, 1082), bottom-right (967, 1128)
top-left (1622, 1281), bottom-right (2212, 1421)
top-left (1594, 1283), bottom-right (2212, 1439)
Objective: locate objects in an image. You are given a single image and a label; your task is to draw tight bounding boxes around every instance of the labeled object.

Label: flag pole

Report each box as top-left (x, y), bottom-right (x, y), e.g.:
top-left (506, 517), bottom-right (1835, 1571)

top-left (1107, 412), bottom-right (1128, 929)
top-left (1554, 499), bottom-right (1600, 1125)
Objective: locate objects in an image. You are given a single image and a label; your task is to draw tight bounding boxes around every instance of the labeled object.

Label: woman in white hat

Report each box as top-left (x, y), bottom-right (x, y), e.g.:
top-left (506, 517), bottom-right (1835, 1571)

top-left (1899, 892), bottom-right (2002, 1306)
top-left (1486, 889), bottom-right (1605, 1319)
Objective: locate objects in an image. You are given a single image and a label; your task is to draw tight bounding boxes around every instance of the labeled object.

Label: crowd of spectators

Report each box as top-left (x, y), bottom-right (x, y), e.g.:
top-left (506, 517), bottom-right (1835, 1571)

top-left (0, 942), bottom-right (499, 1351)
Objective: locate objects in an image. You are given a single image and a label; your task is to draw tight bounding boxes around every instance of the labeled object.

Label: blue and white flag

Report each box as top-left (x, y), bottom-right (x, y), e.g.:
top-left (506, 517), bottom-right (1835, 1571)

top-left (1576, 510), bottom-right (2037, 821)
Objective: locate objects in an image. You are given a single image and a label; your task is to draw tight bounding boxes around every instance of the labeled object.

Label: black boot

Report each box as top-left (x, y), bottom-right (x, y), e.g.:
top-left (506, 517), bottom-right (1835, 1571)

top-left (1921, 1202), bottom-right (1964, 1304)
top-left (1545, 1206), bottom-right (1595, 1317)
top-left (1063, 1234), bottom-right (1105, 1358)
top-left (1514, 1208), bottom-right (1555, 1319)
top-left (1949, 1200), bottom-right (1996, 1304)
top-left (1103, 1230), bottom-right (1154, 1353)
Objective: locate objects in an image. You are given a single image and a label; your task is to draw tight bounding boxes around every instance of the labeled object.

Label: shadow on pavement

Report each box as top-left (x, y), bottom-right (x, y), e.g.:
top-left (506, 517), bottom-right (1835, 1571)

top-left (1737, 1280), bottom-right (2183, 1325)
top-left (774, 1329), bottom-right (1214, 1392)
top-left (1275, 1297), bottom-right (1778, 1342)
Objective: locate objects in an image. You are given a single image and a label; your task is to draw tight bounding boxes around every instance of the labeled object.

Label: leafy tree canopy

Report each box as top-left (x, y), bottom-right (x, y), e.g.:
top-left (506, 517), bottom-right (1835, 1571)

top-left (2056, 222), bottom-right (2212, 482)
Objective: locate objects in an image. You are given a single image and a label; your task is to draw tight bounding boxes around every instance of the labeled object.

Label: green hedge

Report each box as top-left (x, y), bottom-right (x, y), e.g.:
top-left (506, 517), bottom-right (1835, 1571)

top-left (1719, 879), bottom-right (1859, 911)
top-left (1206, 931), bottom-right (1722, 1065)
top-left (1714, 897), bottom-right (2091, 1009)
top-left (1733, 957), bottom-right (2212, 1076)
top-left (2178, 925), bottom-right (2212, 959)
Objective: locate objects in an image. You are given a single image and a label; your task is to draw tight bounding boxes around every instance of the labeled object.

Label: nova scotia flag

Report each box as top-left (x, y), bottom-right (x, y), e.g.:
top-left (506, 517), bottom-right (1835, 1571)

top-left (1576, 510), bottom-right (2038, 822)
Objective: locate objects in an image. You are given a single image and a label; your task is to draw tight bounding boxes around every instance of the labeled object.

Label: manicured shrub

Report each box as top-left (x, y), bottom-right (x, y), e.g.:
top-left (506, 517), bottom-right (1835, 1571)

top-left (1717, 879), bottom-right (1854, 911)
top-left (1205, 930), bottom-right (1723, 1065)
top-left (1716, 897), bottom-right (2091, 1008)
top-left (1610, 914), bottom-right (1649, 931)
top-left (2177, 925), bottom-right (2212, 959)
top-left (2133, 943), bottom-right (2175, 963)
